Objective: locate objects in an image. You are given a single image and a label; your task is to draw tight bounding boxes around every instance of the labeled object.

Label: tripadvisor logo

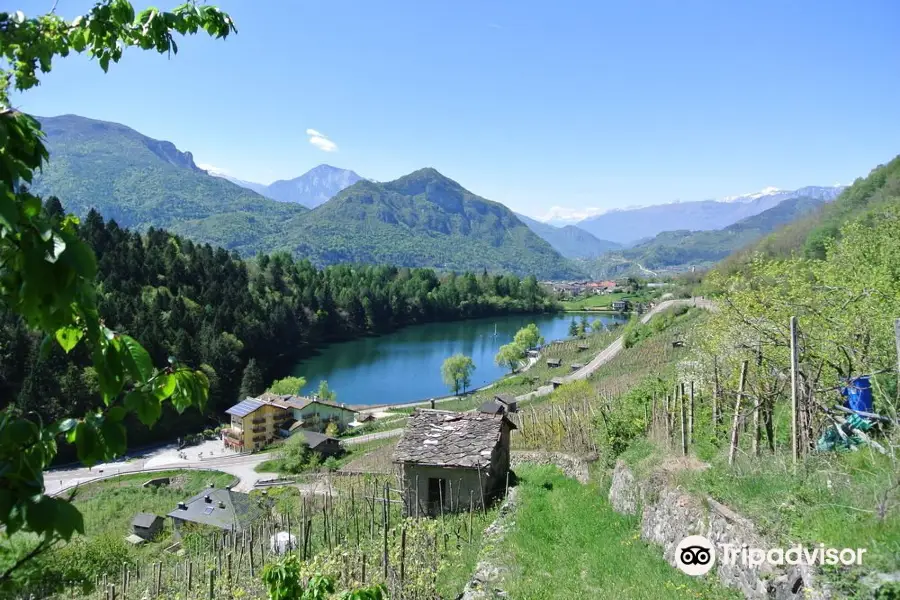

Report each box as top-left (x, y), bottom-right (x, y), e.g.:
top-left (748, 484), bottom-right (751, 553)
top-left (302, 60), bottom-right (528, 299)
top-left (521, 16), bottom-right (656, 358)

top-left (674, 535), bottom-right (868, 577)
top-left (675, 535), bottom-right (716, 576)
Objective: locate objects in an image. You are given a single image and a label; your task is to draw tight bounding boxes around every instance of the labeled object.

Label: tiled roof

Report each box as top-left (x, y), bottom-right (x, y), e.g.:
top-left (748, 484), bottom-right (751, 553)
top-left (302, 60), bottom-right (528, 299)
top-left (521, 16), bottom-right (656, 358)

top-left (494, 394), bottom-right (516, 405)
top-left (393, 409), bottom-right (515, 469)
top-left (167, 487), bottom-right (263, 532)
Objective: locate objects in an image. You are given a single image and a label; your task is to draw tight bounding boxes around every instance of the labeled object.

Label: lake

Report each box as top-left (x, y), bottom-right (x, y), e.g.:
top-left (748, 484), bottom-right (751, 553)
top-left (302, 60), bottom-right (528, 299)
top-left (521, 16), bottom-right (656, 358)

top-left (292, 312), bottom-right (627, 406)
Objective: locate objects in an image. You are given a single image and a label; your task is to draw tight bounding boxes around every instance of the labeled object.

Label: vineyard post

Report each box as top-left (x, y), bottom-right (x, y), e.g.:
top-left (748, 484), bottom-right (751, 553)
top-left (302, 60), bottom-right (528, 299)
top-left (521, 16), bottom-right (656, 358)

top-left (248, 535), bottom-right (255, 577)
top-left (790, 316), bottom-right (800, 466)
top-left (712, 357), bottom-right (720, 434)
top-left (689, 381), bottom-right (695, 446)
top-left (477, 467), bottom-right (487, 516)
top-left (208, 569), bottom-right (214, 600)
top-left (728, 360), bottom-right (750, 467)
top-left (188, 562), bottom-right (193, 591)
top-left (382, 484), bottom-right (389, 579)
top-left (679, 383), bottom-right (687, 456)
top-left (156, 562), bottom-right (162, 598)
top-left (894, 318), bottom-right (900, 376)
top-left (664, 394), bottom-right (670, 444)
top-left (121, 563), bottom-right (126, 597)
top-left (468, 491), bottom-right (474, 544)
top-left (400, 526), bottom-right (407, 587)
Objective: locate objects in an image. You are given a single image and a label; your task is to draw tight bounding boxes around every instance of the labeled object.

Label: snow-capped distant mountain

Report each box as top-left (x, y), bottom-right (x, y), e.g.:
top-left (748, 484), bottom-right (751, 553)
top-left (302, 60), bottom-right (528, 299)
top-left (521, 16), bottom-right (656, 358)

top-left (574, 185), bottom-right (846, 244)
top-left (721, 186), bottom-right (783, 203)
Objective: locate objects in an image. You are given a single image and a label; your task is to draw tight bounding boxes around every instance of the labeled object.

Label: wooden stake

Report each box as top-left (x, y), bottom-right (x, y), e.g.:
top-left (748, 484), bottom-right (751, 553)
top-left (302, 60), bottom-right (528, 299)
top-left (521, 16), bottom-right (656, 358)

top-left (712, 357), bottom-right (720, 433)
top-left (688, 381), bottom-right (695, 447)
top-left (679, 383), bottom-right (687, 456)
top-left (382, 484), bottom-right (389, 579)
top-left (790, 316), bottom-right (800, 465)
top-left (894, 318), bottom-right (900, 376)
top-left (728, 360), bottom-right (749, 466)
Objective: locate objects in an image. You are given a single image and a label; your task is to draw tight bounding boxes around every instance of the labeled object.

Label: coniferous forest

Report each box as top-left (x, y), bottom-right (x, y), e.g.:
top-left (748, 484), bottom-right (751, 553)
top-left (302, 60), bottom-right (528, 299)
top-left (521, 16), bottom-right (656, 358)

top-left (0, 199), bottom-right (556, 457)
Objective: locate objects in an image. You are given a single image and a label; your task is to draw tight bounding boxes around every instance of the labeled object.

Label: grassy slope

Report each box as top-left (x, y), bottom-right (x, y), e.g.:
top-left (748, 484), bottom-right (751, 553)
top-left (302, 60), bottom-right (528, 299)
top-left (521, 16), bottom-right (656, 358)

top-left (499, 465), bottom-right (740, 599)
top-left (598, 312), bottom-right (900, 591)
top-left (559, 290), bottom-right (657, 311)
top-left (1, 470), bottom-right (235, 593)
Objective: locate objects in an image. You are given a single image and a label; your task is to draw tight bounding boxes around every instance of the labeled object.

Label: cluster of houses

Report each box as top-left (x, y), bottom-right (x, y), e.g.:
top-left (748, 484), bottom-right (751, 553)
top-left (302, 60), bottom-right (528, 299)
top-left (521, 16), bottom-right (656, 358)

top-left (130, 396), bottom-right (520, 542)
top-left (542, 279), bottom-right (619, 296)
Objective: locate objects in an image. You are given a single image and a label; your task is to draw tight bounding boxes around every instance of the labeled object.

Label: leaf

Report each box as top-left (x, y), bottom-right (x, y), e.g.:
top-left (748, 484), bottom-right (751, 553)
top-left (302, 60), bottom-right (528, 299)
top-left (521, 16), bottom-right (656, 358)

top-left (151, 373), bottom-right (176, 400)
top-left (119, 334), bottom-right (153, 381)
top-left (124, 390), bottom-right (162, 427)
top-left (73, 421), bottom-right (101, 466)
top-left (100, 419), bottom-right (126, 457)
top-left (56, 418), bottom-right (78, 434)
top-left (55, 326), bottom-right (84, 353)
top-left (25, 495), bottom-right (58, 535)
top-left (39, 334), bottom-right (55, 360)
top-left (53, 497), bottom-right (84, 541)
top-left (0, 189), bottom-right (17, 229)
top-left (105, 406), bottom-right (126, 422)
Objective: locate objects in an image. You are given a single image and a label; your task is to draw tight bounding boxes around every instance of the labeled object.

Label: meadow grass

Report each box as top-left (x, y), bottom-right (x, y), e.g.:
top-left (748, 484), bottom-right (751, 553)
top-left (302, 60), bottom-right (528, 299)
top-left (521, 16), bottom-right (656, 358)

top-left (498, 465), bottom-right (740, 599)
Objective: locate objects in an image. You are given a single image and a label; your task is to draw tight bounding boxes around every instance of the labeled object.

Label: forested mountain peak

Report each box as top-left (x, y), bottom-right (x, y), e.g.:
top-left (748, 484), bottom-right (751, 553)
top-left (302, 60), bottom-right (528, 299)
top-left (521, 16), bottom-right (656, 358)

top-left (40, 114), bottom-right (204, 172)
top-left (271, 169), bottom-right (581, 278)
top-left (30, 114), bottom-right (577, 278)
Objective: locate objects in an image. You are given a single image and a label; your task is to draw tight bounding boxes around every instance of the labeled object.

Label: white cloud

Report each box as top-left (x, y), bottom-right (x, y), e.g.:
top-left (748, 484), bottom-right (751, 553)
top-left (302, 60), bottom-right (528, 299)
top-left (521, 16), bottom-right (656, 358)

top-left (306, 128), bottom-right (338, 152)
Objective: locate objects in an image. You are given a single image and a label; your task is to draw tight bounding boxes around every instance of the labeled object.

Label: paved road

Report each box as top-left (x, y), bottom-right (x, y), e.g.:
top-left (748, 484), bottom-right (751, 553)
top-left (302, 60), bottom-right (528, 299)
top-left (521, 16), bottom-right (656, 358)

top-left (515, 298), bottom-right (709, 403)
top-left (46, 298), bottom-right (712, 496)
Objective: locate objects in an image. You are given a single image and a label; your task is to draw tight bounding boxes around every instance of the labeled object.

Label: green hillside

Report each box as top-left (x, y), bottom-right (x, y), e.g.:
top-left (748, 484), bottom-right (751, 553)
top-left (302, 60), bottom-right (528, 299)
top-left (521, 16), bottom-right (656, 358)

top-left (32, 116), bottom-right (579, 278)
top-left (268, 169), bottom-right (581, 278)
top-left (583, 194), bottom-right (829, 277)
top-left (32, 115), bottom-right (307, 252)
top-left (719, 154), bottom-right (900, 274)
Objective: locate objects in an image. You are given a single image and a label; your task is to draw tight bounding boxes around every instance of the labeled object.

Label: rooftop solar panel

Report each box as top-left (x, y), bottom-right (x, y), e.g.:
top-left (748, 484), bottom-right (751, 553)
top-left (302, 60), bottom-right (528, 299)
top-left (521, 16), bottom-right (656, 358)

top-left (204, 507), bottom-right (215, 515)
top-left (225, 398), bottom-right (264, 417)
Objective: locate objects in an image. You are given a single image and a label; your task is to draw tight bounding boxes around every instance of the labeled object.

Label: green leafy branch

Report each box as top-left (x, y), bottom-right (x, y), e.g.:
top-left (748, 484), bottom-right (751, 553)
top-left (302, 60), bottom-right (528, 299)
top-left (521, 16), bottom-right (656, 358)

top-left (0, 0), bottom-right (235, 572)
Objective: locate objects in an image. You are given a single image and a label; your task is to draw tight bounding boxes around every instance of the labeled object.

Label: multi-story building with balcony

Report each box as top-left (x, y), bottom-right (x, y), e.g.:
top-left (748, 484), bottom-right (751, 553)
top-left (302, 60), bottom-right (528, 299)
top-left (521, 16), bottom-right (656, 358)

top-left (223, 393), bottom-right (358, 451)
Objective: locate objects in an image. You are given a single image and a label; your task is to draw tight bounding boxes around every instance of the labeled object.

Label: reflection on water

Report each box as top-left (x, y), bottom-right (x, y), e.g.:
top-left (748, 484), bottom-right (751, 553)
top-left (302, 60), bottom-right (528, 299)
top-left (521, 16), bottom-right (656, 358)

top-left (293, 312), bottom-right (626, 406)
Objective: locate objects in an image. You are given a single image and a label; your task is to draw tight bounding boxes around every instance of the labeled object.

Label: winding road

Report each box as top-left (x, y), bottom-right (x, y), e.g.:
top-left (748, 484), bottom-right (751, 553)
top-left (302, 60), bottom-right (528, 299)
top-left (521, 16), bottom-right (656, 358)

top-left (46, 298), bottom-right (712, 497)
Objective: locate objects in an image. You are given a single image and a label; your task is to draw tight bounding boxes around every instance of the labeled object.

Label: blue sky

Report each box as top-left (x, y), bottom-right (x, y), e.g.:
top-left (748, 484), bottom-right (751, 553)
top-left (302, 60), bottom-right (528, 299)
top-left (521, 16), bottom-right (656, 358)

top-left (14, 0), bottom-right (900, 220)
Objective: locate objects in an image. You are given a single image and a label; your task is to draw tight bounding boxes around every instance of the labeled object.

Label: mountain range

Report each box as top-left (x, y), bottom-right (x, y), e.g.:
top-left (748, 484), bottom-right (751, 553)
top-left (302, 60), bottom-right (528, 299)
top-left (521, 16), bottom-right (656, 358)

top-left (31, 113), bottom-right (846, 281)
top-left (581, 193), bottom-right (835, 277)
top-left (513, 213), bottom-right (620, 259)
top-left (31, 115), bottom-right (578, 279)
top-left (205, 164), bottom-right (365, 208)
top-left (573, 186), bottom-right (845, 244)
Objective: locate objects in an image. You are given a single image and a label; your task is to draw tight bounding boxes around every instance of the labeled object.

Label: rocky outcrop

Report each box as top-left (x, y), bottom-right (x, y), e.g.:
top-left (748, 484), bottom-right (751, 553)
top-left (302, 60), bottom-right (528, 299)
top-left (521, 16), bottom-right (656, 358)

top-left (510, 451), bottom-right (591, 483)
top-left (609, 461), bottom-right (833, 600)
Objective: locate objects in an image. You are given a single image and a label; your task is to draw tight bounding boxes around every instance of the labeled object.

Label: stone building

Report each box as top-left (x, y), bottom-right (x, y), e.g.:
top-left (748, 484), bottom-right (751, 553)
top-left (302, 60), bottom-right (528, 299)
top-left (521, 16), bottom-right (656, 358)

top-left (393, 409), bottom-right (516, 517)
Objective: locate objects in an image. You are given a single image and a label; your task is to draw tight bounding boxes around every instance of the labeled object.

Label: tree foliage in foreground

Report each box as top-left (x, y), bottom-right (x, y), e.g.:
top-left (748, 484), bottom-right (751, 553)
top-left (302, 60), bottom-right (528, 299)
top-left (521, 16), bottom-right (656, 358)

top-left (0, 0), bottom-right (235, 581)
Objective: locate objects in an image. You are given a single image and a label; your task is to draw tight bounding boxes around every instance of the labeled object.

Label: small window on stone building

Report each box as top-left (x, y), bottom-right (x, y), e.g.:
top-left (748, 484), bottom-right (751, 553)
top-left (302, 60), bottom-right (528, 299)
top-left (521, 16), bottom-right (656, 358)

top-left (427, 477), bottom-right (446, 506)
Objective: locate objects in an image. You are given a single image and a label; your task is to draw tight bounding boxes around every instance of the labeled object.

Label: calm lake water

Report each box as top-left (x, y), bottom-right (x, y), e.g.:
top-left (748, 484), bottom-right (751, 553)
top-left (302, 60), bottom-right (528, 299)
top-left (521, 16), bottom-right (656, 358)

top-left (292, 312), bottom-right (627, 406)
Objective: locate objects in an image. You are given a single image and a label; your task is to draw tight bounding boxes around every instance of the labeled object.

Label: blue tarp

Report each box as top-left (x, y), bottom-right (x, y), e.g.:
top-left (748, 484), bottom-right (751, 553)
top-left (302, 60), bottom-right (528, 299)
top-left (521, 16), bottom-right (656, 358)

top-left (841, 376), bottom-right (873, 413)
